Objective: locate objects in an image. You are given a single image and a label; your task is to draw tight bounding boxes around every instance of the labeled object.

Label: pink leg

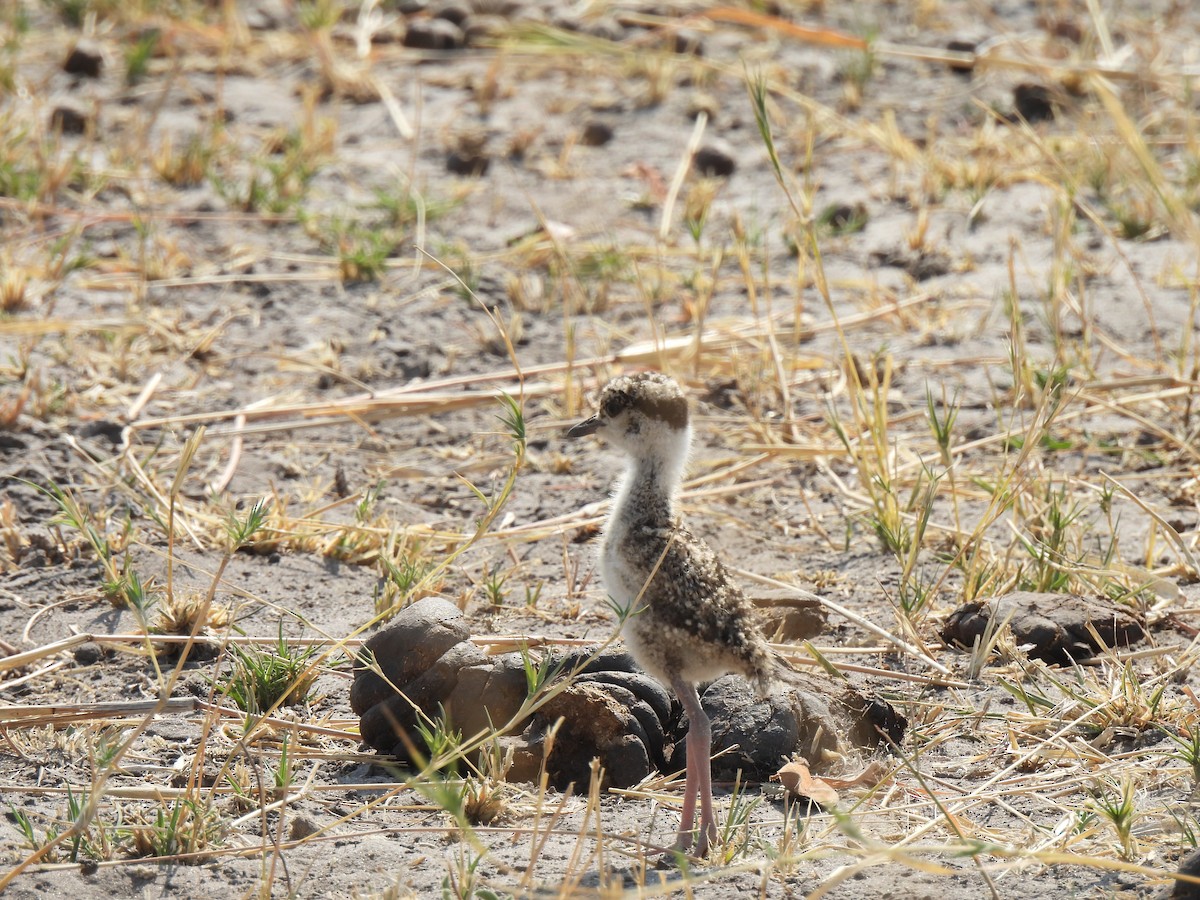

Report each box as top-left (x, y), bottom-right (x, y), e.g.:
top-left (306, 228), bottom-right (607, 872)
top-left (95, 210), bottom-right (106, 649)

top-left (672, 678), bottom-right (718, 857)
top-left (675, 736), bottom-right (698, 849)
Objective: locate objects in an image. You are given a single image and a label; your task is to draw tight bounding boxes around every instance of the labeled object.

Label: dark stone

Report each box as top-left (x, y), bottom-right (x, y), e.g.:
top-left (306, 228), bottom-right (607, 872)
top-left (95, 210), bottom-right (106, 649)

top-left (288, 814), bottom-right (320, 841)
top-left (349, 596), bottom-right (470, 716)
top-left (1174, 848), bottom-right (1200, 898)
top-left (431, 0), bottom-right (471, 26)
top-left (72, 642), bottom-right (108, 665)
top-left (1044, 16), bottom-right (1083, 43)
top-left (670, 28), bottom-right (704, 56)
top-left (694, 145), bottom-right (735, 177)
top-left (690, 676), bottom-right (802, 780)
top-left (579, 120), bottom-right (614, 147)
top-left (403, 18), bottom-right (465, 50)
top-left (50, 104), bottom-right (90, 135)
top-left (1012, 83), bottom-right (1055, 122)
top-left (861, 696), bottom-right (907, 746)
top-left (940, 592), bottom-right (1145, 666)
top-left (529, 681), bottom-right (652, 789)
top-left (76, 419), bottom-right (126, 445)
top-left (945, 39), bottom-right (976, 74)
top-left (575, 670), bottom-right (673, 727)
top-left (63, 40), bottom-right (103, 78)
top-left (446, 151), bottom-right (489, 176)
top-left (444, 653), bottom-right (530, 737)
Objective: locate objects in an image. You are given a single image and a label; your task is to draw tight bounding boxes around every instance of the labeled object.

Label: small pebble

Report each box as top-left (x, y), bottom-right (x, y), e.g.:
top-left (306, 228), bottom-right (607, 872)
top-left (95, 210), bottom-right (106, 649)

top-left (288, 814), bottom-right (321, 841)
top-left (63, 40), bottom-right (103, 78)
top-left (693, 144), bottom-right (735, 177)
top-left (1013, 83), bottom-right (1055, 122)
top-left (579, 120), bottom-right (614, 147)
top-left (945, 39), bottom-right (976, 74)
top-left (50, 104), bottom-right (90, 135)
top-left (446, 151), bottom-right (489, 176)
top-left (431, 0), bottom-right (471, 26)
top-left (670, 28), bottom-right (704, 56)
top-left (77, 419), bottom-right (126, 444)
top-left (403, 18), bottom-right (465, 50)
top-left (72, 642), bottom-right (107, 665)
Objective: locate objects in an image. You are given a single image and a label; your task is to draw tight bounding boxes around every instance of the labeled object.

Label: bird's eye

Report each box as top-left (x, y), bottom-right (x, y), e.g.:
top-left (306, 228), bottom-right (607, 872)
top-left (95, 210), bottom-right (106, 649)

top-left (603, 395), bottom-right (624, 418)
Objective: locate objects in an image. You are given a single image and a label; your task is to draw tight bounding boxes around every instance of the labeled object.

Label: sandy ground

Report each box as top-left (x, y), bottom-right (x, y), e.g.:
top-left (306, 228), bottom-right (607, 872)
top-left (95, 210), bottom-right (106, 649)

top-left (3, 0), bottom-right (1200, 897)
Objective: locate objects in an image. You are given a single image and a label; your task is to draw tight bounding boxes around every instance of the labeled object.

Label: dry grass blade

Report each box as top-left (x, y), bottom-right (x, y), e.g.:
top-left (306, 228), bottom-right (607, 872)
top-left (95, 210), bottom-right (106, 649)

top-left (701, 8), bottom-right (867, 50)
top-left (0, 697), bottom-right (197, 727)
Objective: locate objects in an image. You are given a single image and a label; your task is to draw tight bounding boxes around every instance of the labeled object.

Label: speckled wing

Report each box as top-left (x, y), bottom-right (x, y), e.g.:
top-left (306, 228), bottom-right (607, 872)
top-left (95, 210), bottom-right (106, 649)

top-left (620, 518), bottom-right (774, 686)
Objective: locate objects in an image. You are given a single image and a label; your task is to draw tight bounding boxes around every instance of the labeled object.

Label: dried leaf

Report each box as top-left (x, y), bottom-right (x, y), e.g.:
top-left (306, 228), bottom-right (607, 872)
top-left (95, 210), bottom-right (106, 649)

top-left (820, 760), bottom-right (890, 790)
top-left (775, 759), bottom-right (839, 806)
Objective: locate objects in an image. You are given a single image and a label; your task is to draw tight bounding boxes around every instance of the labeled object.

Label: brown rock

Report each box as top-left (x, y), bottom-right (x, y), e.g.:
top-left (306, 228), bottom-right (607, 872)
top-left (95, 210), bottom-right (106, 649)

top-left (1174, 847), bottom-right (1200, 898)
top-left (50, 103), bottom-right (90, 135)
top-left (444, 654), bottom-right (530, 737)
top-left (64, 40), bottom-right (103, 78)
top-left (446, 151), bottom-right (489, 176)
top-left (528, 681), bottom-right (652, 789)
top-left (349, 596), bottom-right (470, 716)
top-left (940, 591), bottom-right (1145, 666)
top-left (288, 814), bottom-right (320, 841)
top-left (752, 594), bottom-right (828, 642)
top-left (579, 120), bottom-right (614, 147)
top-left (694, 144), bottom-right (735, 177)
top-left (1012, 83), bottom-right (1055, 123)
top-left (403, 18), bottom-right (465, 50)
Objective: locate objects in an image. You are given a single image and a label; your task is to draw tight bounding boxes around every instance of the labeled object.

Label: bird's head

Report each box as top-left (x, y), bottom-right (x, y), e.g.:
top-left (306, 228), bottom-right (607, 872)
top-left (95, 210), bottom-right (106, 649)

top-left (566, 372), bottom-right (691, 458)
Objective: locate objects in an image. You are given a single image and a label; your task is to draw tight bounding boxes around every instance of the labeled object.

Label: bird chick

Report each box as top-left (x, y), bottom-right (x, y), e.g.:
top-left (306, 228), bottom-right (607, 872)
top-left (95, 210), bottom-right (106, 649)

top-left (567, 371), bottom-right (774, 857)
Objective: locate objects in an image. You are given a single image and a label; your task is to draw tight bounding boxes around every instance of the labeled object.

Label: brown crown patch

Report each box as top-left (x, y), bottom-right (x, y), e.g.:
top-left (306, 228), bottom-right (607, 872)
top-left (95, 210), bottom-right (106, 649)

top-left (599, 373), bottom-right (689, 430)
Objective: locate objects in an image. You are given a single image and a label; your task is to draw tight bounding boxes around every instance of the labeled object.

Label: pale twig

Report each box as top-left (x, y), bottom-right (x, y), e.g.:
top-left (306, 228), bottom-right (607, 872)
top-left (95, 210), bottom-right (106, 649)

top-left (658, 110), bottom-right (707, 241)
top-left (125, 371), bottom-right (162, 422)
top-left (1101, 472), bottom-right (1200, 576)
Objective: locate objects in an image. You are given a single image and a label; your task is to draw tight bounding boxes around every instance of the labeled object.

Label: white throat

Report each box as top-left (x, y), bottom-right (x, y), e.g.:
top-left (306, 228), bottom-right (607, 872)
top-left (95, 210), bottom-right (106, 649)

top-left (612, 423), bottom-right (690, 521)
top-left (597, 422), bottom-right (691, 625)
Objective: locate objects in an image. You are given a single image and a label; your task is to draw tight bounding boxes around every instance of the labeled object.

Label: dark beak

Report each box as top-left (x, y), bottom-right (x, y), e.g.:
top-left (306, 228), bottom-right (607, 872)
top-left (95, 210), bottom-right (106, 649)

top-left (566, 415), bottom-right (604, 438)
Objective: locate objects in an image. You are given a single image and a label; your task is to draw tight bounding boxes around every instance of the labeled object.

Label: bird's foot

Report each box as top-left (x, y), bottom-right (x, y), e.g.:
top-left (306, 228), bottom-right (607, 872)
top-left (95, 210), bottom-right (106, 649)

top-left (669, 822), bottom-right (719, 860)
